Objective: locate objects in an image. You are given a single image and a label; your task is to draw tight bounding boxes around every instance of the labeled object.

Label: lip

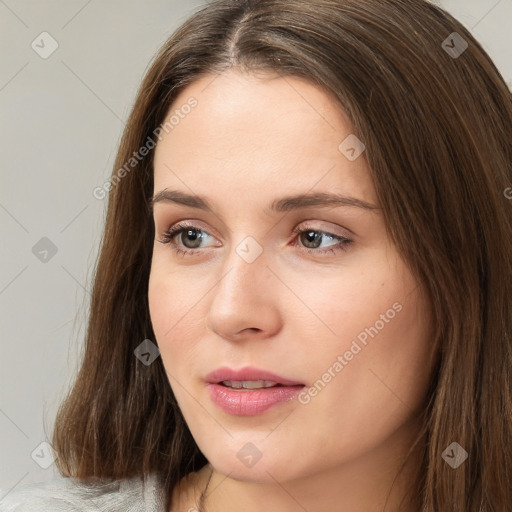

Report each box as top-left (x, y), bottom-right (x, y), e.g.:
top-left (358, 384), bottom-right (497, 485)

top-left (205, 366), bottom-right (305, 416)
top-left (205, 366), bottom-right (304, 386)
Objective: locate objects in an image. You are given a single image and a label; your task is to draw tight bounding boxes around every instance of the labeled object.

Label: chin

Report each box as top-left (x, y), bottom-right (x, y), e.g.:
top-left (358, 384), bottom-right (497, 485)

top-left (200, 438), bottom-right (307, 484)
top-left (212, 459), bottom-right (284, 483)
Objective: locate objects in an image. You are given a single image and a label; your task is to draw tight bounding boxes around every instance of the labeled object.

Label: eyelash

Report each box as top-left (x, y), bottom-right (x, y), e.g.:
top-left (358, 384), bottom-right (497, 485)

top-left (157, 221), bottom-right (353, 257)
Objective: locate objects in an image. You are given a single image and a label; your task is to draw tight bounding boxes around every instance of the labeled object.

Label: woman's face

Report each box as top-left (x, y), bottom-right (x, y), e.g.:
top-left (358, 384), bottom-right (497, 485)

top-left (148, 69), bottom-right (435, 483)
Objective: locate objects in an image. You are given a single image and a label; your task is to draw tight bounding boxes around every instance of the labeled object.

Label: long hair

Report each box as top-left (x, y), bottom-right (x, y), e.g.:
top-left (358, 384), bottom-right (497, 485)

top-left (52, 1), bottom-right (512, 510)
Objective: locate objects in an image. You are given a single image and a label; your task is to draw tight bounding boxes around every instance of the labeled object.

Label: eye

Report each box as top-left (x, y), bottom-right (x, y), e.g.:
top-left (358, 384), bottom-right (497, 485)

top-left (156, 222), bottom-right (217, 256)
top-left (290, 223), bottom-right (353, 255)
top-left (156, 221), bottom-right (353, 257)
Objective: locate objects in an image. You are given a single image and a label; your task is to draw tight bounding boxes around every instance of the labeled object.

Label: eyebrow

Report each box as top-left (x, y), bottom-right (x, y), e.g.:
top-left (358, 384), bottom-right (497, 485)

top-left (150, 189), bottom-right (380, 214)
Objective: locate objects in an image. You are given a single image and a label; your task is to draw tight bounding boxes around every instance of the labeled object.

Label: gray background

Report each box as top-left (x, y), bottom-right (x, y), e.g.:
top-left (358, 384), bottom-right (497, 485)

top-left (1, 0), bottom-right (511, 497)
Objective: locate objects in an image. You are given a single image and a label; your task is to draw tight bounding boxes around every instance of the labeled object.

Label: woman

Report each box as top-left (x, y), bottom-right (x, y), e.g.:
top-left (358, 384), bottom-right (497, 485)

top-left (2, 0), bottom-right (511, 510)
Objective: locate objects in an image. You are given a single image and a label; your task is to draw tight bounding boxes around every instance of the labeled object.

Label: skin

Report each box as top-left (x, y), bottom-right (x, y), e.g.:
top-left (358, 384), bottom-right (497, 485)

top-left (148, 69), bottom-right (436, 512)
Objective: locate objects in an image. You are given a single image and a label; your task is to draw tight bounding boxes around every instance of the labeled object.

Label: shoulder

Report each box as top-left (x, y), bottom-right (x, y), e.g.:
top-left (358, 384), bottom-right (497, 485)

top-left (0, 472), bottom-right (167, 512)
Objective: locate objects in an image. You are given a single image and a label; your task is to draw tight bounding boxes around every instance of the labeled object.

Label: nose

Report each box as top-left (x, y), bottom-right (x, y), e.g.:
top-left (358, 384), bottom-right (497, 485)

top-left (204, 240), bottom-right (282, 341)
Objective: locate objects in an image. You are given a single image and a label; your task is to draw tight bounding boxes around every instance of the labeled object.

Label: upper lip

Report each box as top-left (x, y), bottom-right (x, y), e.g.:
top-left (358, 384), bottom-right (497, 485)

top-left (205, 366), bottom-right (304, 386)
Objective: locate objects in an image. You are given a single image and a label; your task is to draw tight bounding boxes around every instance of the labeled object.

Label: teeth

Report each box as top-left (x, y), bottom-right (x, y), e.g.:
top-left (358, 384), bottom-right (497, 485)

top-left (221, 380), bottom-right (278, 389)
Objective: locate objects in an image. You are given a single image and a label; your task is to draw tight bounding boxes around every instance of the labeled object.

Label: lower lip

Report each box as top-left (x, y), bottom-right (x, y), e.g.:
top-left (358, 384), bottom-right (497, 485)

top-left (207, 383), bottom-right (304, 416)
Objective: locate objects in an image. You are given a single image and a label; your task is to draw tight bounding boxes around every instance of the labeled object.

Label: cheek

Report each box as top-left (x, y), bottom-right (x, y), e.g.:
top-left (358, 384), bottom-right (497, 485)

top-left (316, 285), bottom-right (432, 438)
top-left (370, 284), bottom-right (434, 399)
top-left (292, 253), bottom-right (405, 350)
top-left (148, 254), bottom-right (203, 331)
top-left (148, 273), bottom-right (175, 340)
top-left (148, 267), bottom-right (201, 371)
top-left (296, 256), bottom-right (433, 444)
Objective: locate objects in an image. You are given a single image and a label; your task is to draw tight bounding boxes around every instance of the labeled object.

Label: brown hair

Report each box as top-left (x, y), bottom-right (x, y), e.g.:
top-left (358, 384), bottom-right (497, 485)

top-left (52, 0), bottom-right (512, 510)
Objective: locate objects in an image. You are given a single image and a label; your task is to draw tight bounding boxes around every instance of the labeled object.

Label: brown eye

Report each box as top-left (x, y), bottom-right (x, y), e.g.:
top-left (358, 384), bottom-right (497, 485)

top-left (157, 223), bottom-right (216, 256)
top-left (292, 225), bottom-right (353, 255)
top-left (176, 228), bottom-right (205, 249)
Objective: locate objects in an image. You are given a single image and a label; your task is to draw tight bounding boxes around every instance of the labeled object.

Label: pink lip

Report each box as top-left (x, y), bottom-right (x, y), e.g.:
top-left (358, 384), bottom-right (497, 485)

top-left (205, 366), bottom-right (303, 386)
top-left (205, 366), bottom-right (305, 416)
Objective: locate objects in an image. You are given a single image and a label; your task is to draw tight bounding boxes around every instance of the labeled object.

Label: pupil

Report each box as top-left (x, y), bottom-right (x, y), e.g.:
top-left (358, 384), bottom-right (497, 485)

top-left (183, 229), bottom-right (202, 248)
top-left (302, 231), bottom-right (321, 249)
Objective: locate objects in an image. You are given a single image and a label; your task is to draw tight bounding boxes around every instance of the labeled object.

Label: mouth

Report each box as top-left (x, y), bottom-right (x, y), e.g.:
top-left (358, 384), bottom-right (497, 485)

top-left (205, 366), bottom-right (305, 416)
top-left (219, 380), bottom-right (285, 389)
top-left (205, 366), bottom-right (304, 387)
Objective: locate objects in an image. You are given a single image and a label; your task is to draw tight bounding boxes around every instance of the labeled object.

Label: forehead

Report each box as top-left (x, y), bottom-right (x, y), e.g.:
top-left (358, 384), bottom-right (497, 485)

top-left (153, 70), bottom-right (377, 209)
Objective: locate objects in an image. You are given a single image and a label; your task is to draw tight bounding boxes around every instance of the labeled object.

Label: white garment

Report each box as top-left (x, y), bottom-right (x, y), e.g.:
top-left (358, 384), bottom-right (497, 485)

top-left (0, 472), bottom-right (167, 511)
